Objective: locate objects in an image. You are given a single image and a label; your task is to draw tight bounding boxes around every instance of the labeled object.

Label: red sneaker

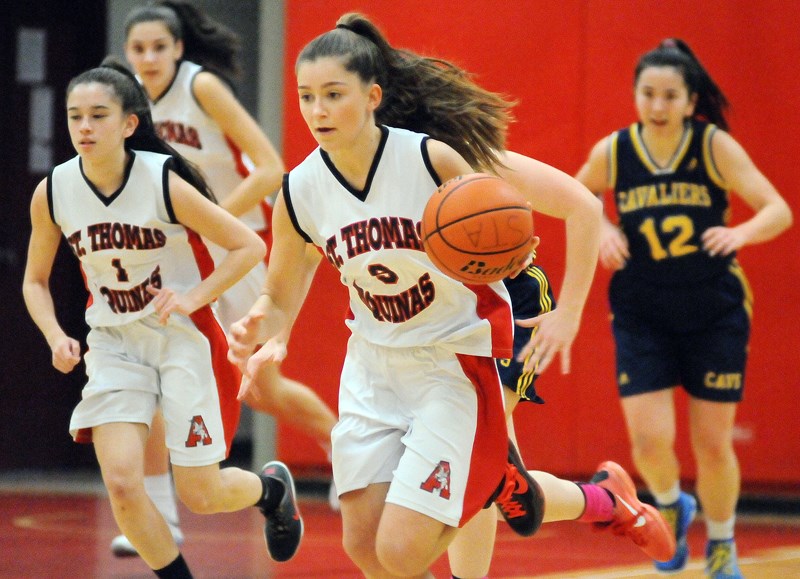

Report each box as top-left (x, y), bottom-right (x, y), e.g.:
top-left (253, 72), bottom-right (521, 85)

top-left (591, 461), bottom-right (676, 562)
top-left (487, 441), bottom-right (544, 537)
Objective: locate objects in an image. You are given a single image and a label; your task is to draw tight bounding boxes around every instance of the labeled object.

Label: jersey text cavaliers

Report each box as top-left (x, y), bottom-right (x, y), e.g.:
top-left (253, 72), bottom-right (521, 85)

top-left (617, 181), bottom-right (711, 214)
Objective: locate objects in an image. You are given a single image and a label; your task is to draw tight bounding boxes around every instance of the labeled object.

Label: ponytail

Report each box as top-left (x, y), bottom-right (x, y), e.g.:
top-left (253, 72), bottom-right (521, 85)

top-left (635, 38), bottom-right (730, 131)
top-left (297, 12), bottom-right (515, 171)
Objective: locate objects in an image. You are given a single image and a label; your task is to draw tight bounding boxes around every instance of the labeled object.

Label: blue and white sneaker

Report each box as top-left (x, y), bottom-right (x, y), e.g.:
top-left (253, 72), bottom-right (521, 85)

top-left (705, 539), bottom-right (743, 578)
top-left (655, 492), bottom-right (697, 573)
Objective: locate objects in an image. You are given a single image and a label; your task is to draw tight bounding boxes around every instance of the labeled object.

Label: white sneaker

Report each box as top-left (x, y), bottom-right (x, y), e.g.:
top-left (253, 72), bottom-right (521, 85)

top-left (110, 525), bottom-right (185, 558)
top-left (328, 479), bottom-right (340, 512)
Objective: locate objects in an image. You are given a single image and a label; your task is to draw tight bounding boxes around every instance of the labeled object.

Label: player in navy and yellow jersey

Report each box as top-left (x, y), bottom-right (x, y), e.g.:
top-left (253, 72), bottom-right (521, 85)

top-left (497, 262), bottom-right (554, 405)
top-left (577, 38), bottom-right (792, 578)
top-left (22, 60), bottom-right (303, 578)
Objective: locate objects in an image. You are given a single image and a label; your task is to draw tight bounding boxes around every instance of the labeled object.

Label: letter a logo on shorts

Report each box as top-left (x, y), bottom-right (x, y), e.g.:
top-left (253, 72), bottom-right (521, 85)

top-left (420, 460), bottom-right (451, 499)
top-left (185, 415), bottom-right (213, 447)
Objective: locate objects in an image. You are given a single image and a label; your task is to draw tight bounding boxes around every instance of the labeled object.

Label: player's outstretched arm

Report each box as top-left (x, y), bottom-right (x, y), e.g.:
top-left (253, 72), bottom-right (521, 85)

top-left (496, 151), bottom-right (602, 374)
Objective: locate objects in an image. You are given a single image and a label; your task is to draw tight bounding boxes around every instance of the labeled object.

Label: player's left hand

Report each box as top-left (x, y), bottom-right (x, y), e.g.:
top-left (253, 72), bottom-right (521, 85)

top-left (146, 286), bottom-right (195, 325)
top-left (515, 307), bottom-right (580, 374)
top-left (702, 225), bottom-right (746, 257)
top-left (237, 339), bottom-right (287, 400)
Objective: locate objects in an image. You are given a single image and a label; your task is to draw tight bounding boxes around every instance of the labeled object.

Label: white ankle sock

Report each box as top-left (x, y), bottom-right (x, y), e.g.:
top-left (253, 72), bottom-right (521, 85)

top-left (144, 473), bottom-right (180, 528)
top-left (653, 482), bottom-right (681, 506)
top-left (706, 516), bottom-right (735, 541)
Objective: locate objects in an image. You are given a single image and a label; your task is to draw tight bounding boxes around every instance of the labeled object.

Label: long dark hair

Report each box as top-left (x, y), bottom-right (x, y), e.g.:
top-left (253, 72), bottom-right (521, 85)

top-left (67, 56), bottom-right (216, 202)
top-left (124, 0), bottom-right (241, 85)
top-left (635, 38), bottom-right (730, 131)
top-left (297, 12), bottom-right (515, 171)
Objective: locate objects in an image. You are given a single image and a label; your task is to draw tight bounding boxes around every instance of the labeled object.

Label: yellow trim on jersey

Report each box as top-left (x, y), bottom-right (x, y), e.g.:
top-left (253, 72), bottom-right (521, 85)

top-left (631, 122), bottom-right (693, 174)
top-left (516, 326), bottom-right (538, 399)
top-left (728, 260), bottom-right (753, 320)
top-left (702, 124), bottom-right (728, 190)
top-left (608, 132), bottom-right (619, 190)
top-left (524, 265), bottom-right (554, 315)
top-left (512, 265), bottom-right (553, 400)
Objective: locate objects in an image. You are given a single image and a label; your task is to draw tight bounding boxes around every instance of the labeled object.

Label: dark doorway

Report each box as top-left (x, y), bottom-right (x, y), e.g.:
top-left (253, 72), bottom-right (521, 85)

top-left (1, 1), bottom-right (107, 469)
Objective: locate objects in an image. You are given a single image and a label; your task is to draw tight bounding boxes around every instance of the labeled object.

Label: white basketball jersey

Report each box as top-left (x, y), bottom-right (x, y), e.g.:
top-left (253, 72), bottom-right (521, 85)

top-left (285, 126), bottom-right (513, 358)
top-left (148, 60), bottom-right (268, 233)
top-left (48, 150), bottom-right (215, 328)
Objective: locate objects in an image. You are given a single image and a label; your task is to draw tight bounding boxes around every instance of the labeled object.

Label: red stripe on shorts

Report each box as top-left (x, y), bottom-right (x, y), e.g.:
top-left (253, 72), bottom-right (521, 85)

top-left (455, 353), bottom-right (508, 526)
top-left (465, 284), bottom-right (513, 359)
top-left (190, 305), bottom-right (242, 457)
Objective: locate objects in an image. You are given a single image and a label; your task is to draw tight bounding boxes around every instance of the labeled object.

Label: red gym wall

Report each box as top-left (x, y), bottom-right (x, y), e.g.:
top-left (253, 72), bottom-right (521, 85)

top-left (277, 0), bottom-right (800, 487)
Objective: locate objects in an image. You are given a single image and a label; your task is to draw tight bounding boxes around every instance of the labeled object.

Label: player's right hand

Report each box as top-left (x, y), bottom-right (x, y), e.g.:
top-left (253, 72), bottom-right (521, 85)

top-left (227, 312), bottom-right (265, 368)
top-left (599, 221), bottom-right (629, 270)
top-left (237, 339), bottom-right (288, 401)
top-left (51, 336), bottom-right (81, 374)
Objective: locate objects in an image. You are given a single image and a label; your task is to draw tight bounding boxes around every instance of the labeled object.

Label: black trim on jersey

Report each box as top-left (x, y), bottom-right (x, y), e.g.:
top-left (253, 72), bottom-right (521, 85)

top-left (149, 60), bottom-right (185, 106)
top-left (319, 125), bottom-right (389, 202)
top-left (281, 173), bottom-right (313, 243)
top-left (420, 137), bottom-right (442, 186)
top-left (79, 150), bottom-right (136, 207)
top-left (163, 157), bottom-right (178, 223)
top-left (46, 168), bottom-right (56, 224)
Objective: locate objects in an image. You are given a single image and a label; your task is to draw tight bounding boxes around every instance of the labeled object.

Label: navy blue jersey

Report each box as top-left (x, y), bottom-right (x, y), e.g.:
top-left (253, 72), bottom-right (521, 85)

top-left (610, 119), bottom-right (732, 284)
top-left (496, 264), bottom-right (555, 403)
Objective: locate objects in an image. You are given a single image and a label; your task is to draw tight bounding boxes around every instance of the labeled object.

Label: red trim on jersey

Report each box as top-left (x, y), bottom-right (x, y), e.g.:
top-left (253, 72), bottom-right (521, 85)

top-left (258, 201), bottom-right (273, 263)
top-left (185, 229), bottom-right (216, 280)
top-left (79, 265), bottom-right (94, 310)
top-left (224, 136), bottom-right (250, 179)
top-left (465, 284), bottom-right (514, 358)
top-left (456, 353), bottom-right (507, 526)
top-left (190, 305), bottom-right (242, 456)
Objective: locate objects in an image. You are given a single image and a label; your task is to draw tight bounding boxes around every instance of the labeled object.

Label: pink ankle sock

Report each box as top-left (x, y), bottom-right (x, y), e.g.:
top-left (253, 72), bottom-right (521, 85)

top-left (576, 483), bottom-right (615, 523)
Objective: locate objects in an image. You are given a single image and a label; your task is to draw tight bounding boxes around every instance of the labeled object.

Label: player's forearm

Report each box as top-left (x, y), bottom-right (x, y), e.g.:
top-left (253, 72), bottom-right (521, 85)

top-left (23, 282), bottom-right (67, 347)
top-left (557, 198), bottom-right (601, 315)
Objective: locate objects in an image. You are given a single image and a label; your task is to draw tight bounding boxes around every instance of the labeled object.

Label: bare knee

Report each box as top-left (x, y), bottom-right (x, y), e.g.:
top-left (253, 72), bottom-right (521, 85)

top-left (175, 481), bottom-right (222, 514)
top-left (103, 469), bottom-right (143, 508)
top-left (692, 436), bottom-right (736, 467)
top-left (376, 539), bottom-right (419, 577)
top-left (342, 528), bottom-right (381, 575)
top-left (630, 430), bottom-right (673, 462)
top-left (375, 534), bottom-right (432, 577)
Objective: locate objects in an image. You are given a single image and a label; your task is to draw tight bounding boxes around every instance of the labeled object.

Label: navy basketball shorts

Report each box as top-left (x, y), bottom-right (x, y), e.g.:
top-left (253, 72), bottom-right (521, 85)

top-left (610, 267), bottom-right (751, 403)
top-left (496, 323), bottom-right (544, 404)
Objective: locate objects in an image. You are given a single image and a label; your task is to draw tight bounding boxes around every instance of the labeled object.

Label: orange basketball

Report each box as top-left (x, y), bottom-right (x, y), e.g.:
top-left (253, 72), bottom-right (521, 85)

top-left (421, 173), bottom-right (534, 284)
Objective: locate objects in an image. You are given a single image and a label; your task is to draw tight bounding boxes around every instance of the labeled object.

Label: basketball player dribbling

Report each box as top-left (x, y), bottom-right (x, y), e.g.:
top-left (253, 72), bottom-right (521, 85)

top-left (227, 13), bottom-right (676, 578)
top-left (22, 59), bottom-right (302, 578)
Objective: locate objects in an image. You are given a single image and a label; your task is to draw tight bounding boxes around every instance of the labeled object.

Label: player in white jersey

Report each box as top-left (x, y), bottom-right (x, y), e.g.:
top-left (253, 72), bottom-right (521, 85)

top-left (229, 14), bottom-right (678, 578)
top-left (118, 0), bottom-right (339, 556)
top-left (22, 61), bottom-right (303, 578)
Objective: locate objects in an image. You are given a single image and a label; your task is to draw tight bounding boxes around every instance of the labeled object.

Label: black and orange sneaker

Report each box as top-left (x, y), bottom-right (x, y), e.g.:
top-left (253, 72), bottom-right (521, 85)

top-left (259, 461), bottom-right (304, 562)
top-left (486, 441), bottom-right (544, 537)
top-left (590, 461), bottom-right (676, 562)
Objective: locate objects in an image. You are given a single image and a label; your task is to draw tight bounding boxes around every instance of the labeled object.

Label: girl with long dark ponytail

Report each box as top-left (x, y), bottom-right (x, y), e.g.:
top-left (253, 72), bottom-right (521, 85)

top-left (24, 59), bottom-right (304, 577)
top-left (577, 38), bottom-right (791, 578)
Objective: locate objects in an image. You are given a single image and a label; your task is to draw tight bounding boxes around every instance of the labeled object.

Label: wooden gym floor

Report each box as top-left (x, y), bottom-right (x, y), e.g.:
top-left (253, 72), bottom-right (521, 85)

top-left (2, 470), bottom-right (800, 578)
